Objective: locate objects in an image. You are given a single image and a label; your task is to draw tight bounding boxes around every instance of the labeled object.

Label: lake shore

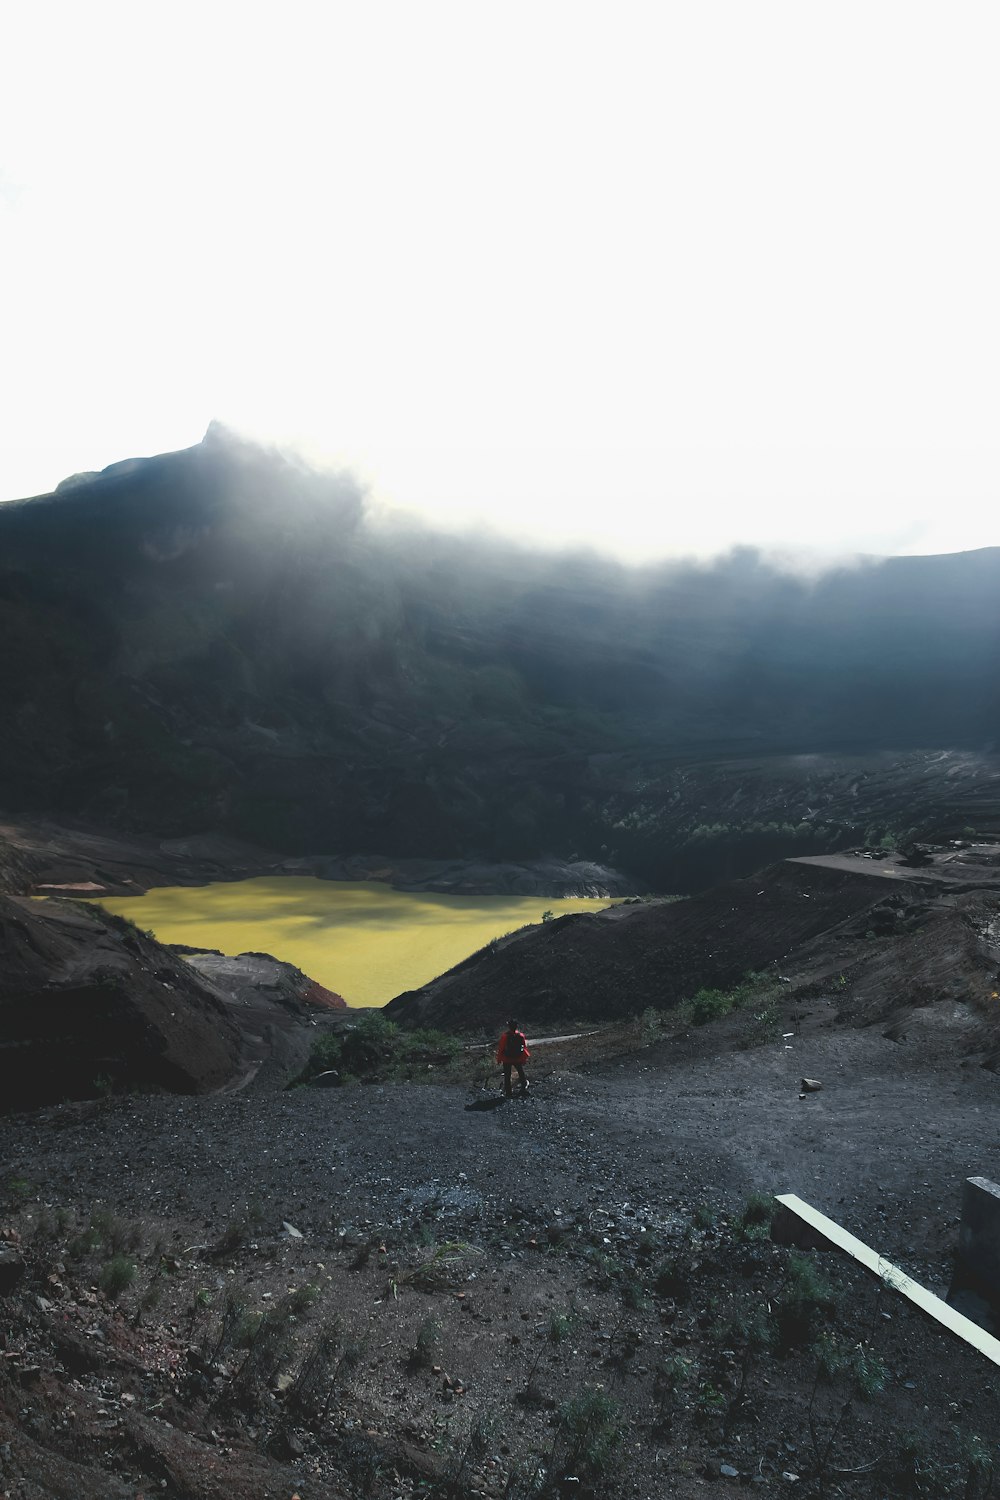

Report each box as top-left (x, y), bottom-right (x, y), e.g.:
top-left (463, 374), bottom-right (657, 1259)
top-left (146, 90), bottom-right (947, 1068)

top-left (92, 876), bottom-right (618, 1008)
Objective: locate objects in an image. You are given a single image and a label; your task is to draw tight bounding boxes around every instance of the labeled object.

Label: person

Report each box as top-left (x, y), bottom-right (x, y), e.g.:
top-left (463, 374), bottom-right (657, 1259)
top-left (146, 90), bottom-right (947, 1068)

top-left (496, 1018), bottom-right (530, 1097)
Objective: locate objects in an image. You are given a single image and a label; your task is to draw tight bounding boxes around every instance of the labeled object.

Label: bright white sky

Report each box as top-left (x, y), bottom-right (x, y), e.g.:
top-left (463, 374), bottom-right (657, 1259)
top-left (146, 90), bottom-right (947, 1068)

top-left (1, 1), bottom-right (998, 561)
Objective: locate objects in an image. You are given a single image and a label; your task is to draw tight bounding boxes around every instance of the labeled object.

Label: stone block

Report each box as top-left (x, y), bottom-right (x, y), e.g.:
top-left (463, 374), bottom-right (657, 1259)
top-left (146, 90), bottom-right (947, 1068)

top-left (770, 1202), bottom-right (828, 1251)
top-left (958, 1177), bottom-right (1000, 1294)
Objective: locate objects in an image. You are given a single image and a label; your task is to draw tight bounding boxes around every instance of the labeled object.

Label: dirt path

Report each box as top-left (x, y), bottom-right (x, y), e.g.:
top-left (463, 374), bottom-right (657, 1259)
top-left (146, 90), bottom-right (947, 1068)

top-left (8, 1019), bottom-right (996, 1297)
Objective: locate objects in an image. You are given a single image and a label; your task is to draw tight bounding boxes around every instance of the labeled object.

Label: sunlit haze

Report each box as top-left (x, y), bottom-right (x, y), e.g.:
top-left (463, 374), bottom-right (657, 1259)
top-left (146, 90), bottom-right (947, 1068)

top-left (2, 2), bottom-right (998, 561)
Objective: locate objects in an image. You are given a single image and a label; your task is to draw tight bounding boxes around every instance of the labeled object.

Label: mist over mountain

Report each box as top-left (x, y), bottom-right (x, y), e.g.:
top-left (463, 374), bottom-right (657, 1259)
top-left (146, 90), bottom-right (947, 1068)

top-left (3, 427), bottom-right (999, 888)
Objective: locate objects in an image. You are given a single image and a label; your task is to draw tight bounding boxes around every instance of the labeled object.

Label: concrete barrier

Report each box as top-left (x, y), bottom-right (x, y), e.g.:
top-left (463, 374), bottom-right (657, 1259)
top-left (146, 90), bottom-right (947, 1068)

top-left (775, 1193), bottom-right (1000, 1365)
top-left (958, 1177), bottom-right (1000, 1294)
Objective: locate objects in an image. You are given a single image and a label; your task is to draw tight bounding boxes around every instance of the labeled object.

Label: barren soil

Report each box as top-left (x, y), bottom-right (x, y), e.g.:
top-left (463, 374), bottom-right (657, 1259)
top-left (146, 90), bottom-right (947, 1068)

top-left (3, 993), bottom-right (1000, 1500)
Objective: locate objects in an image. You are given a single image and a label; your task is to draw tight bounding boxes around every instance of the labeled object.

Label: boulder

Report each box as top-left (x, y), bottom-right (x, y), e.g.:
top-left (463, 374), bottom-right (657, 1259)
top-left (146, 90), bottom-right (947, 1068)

top-left (0, 893), bottom-right (243, 1111)
top-left (0, 1246), bottom-right (26, 1294)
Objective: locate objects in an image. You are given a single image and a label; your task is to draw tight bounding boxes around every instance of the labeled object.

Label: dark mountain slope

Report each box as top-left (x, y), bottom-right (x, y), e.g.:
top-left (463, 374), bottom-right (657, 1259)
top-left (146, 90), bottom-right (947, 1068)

top-left (3, 427), bottom-right (1000, 887)
top-left (385, 845), bottom-right (1000, 1035)
top-left (385, 860), bottom-right (893, 1030)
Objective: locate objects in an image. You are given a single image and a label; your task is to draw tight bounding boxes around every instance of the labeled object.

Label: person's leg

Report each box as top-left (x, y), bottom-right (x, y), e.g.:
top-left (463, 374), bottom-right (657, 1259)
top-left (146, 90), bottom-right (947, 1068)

top-left (515, 1063), bottom-right (528, 1094)
top-left (503, 1063), bottom-right (513, 1096)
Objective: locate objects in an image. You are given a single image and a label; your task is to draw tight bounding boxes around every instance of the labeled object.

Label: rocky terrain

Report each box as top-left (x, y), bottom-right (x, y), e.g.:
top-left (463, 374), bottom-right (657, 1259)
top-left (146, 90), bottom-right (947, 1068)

top-left (3, 965), bottom-right (1000, 1499)
top-left (0, 889), bottom-right (347, 1112)
top-left (2, 844), bottom-right (1000, 1498)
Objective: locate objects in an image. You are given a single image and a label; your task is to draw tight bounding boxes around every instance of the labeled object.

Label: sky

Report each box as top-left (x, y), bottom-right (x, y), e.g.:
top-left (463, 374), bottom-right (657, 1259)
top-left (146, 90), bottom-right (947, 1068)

top-left (1, 1), bottom-right (998, 562)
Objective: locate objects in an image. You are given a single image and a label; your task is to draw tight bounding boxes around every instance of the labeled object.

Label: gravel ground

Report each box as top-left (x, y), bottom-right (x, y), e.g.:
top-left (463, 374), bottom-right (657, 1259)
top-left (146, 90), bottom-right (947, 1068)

top-left (3, 1005), bottom-right (1000, 1500)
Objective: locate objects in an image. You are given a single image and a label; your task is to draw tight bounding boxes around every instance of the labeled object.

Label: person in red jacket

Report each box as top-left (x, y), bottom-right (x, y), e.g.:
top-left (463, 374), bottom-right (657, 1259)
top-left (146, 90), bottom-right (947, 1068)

top-left (496, 1018), bottom-right (531, 1097)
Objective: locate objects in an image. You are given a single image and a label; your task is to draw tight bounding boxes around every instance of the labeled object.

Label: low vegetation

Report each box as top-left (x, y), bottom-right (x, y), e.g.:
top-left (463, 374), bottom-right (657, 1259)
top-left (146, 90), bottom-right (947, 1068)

top-left (676, 969), bottom-right (777, 1027)
top-left (640, 969), bottom-right (783, 1045)
top-left (295, 1011), bottom-right (462, 1086)
top-left (3, 1177), bottom-right (998, 1500)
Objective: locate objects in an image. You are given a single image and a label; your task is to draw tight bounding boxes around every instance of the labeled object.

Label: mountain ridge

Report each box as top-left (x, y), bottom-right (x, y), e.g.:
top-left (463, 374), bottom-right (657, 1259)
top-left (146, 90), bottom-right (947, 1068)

top-left (2, 429), bottom-right (999, 888)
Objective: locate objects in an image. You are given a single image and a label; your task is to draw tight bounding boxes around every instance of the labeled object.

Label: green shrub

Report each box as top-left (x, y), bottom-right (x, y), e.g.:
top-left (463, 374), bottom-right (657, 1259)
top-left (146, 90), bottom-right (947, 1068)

top-left (234, 1310), bottom-right (265, 1348)
top-left (959, 1433), bottom-right (995, 1497)
top-left (730, 971), bottom-right (770, 1007)
top-left (285, 1321), bottom-right (357, 1424)
top-left (397, 1241), bottom-right (474, 1292)
top-left (583, 1247), bottom-right (622, 1288)
top-left (680, 972), bottom-right (778, 1030)
top-left (232, 1302), bottom-right (299, 1401)
top-left (405, 1027), bottom-right (461, 1064)
top-left (620, 1274), bottom-right (648, 1311)
top-left (549, 1309), bottom-right (576, 1343)
top-left (654, 1354), bottom-right (691, 1397)
top-left (653, 1252), bottom-right (692, 1300)
top-left (850, 1345), bottom-right (889, 1399)
top-left (652, 1353), bottom-right (692, 1431)
top-left (636, 1227), bottom-right (661, 1256)
top-left (355, 1010), bottom-right (398, 1045)
top-left (746, 999), bottom-right (780, 1046)
top-left (640, 1006), bottom-right (667, 1039)
top-left (692, 1378), bottom-right (727, 1423)
top-left (889, 1431), bottom-right (955, 1498)
top-left (407, 1316), bottom-right (440, 1370)
top-left (719, 1304), bottom-right (775, 1356)
top-left (307, 1031), bottom-right (343, 1072)
top-left (298, 1016), bottom-right (462, 1085)
top-left (773, 1251), bottom-right (839, 1348)
top-left (99, 1256), bottom-right (136, 1300)
top-left (90, 1208), bottom-right (142, 1254)
top-left (689, 988), bottom-right (731, 1025)
top-left (213, 1218), bottom-right (250, 1257)
top-left (736, 1191), bottom-right (775, 1240)
top-left (287, 1283), bottom-right (321, 1314)
top-left (815, 1330), bottom-right (845, 1380)
top-left (67, 1206), bottom-right (141, 1260)
top-left (558, 1388), bottom-right (624, 1477)
top-left (68, 1227), bottom-right (103, 1260)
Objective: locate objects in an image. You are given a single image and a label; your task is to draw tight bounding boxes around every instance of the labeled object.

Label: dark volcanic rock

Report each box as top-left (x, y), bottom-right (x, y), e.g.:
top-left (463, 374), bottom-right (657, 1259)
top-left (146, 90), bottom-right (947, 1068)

top-left (0, 1246), bottom-right (26, 1293)
top-left (0, 893), bottom-right (243, 1110)
top-left (177, 947), bottom-right (347, 1013)
top-left (176, 947), bottom-right (348, 1087)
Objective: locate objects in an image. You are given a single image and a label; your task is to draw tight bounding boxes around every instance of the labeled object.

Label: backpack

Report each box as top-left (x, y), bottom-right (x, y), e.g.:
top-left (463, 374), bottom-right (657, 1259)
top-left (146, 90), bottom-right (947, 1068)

top-left (506, 1030), bottom-right (526, 1060)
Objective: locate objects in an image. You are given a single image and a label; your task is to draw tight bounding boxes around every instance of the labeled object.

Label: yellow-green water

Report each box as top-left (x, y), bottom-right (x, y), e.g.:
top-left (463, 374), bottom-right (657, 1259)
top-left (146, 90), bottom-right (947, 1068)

top-left (93, 877), bottom-right (613, 1008)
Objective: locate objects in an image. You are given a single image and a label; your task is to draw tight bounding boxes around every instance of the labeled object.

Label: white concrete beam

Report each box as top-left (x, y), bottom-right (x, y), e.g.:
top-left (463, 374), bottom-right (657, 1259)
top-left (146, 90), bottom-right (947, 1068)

top-left (775, 1192), bottom-right (1000, 1369)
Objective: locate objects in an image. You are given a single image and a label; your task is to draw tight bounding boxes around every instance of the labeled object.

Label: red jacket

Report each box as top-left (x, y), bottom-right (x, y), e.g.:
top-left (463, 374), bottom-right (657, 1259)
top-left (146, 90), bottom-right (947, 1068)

top-left (496, 1029), bottom-right (530, 1064)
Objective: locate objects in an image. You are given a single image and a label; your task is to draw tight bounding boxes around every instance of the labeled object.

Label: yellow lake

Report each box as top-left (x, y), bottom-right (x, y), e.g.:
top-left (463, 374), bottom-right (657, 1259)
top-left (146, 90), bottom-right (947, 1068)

top-left (93, 877), bottom-right (614, 1007)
